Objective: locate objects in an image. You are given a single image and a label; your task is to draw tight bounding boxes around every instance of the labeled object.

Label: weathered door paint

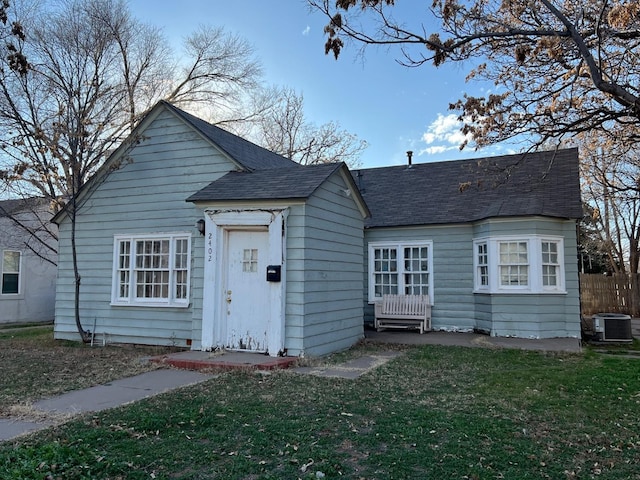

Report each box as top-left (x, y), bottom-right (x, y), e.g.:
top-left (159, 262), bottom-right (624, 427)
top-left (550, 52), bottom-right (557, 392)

top-left (224, 229), bottom-right (270, 352)
top-left (201, 208), bottom-right (287, 356)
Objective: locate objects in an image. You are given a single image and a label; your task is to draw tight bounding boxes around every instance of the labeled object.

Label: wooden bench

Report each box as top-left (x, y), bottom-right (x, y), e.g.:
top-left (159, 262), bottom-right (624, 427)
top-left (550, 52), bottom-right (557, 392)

top-left (374, 294), bottom-right (431, 334)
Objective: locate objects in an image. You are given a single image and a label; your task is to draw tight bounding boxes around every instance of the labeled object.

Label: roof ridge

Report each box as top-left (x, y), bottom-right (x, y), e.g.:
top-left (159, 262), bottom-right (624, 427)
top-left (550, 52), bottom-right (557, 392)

top-left (355, 147), bottom-right (578, 174)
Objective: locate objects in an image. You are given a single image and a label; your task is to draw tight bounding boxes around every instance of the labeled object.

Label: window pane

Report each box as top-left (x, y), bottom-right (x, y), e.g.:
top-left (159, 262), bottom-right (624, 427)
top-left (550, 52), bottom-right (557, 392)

top-left (119, 271), bottom-right (129, 297)
top-left (543, 265), bottom-right (557, 286)
top-left (479, 266), bottom-right (488, 286)
top-left (2, 273), bottom-right (18, 294)
top-left (3, 251), bottom-right (20, 272)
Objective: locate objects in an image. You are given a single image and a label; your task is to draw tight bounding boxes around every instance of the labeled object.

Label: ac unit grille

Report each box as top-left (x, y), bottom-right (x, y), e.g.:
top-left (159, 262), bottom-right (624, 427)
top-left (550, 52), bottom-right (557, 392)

top-left (604, 317), bottom-right (633, 341)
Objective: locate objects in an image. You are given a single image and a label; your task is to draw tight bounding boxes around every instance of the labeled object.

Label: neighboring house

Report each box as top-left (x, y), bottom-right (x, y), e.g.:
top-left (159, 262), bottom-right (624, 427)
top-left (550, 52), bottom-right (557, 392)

top-left (52, 101), bottom-right (582, 356)
top-left (0, 197), bottom-right (58, 324)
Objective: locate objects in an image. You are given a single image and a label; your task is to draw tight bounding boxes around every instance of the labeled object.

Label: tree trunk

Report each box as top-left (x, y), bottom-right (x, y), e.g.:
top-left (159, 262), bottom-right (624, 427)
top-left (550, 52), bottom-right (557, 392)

top-left (71, 186), bottom-right (91, 343)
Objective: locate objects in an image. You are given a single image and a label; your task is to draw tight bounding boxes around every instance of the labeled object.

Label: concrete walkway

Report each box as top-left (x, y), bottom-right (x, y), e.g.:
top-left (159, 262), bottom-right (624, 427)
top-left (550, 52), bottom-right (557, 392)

top-left (0, 369), bottom-right (213, 443)
top-left (292, 351), bottom-right (403, 379)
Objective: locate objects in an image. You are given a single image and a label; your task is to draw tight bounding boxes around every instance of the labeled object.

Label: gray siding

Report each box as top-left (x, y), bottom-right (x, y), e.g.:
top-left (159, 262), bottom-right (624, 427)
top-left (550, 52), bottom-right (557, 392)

top-left (364, 217), bottom-right (580, 339)
top-left (283, 204), bottom-right (306, 356)
top-left (297, 173), bottom-right (365, 356)
top-left (0, 206), bottom-right (57, 323)
top-left (55, 109), bottom-right (234, 346)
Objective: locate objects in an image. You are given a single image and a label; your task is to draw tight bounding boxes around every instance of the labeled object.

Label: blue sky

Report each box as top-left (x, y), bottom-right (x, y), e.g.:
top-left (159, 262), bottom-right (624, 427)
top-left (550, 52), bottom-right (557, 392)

top-left (129, 0), bottom-right (517, 168)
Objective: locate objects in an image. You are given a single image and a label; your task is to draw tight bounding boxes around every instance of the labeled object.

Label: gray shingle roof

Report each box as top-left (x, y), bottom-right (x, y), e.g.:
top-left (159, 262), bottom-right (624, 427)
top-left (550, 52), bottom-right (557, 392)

top-left (162, 101), bottom-right (299, 171)
top-left (187, 162), bottom-right (345, 202)
top-left (353, 148), bottom-right (582, 228)
top-left (0, 197), bottom-right (48, 217)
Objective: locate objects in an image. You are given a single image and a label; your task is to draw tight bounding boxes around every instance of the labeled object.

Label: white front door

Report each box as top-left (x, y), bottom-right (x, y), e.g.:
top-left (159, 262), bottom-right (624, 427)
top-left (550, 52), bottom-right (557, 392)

top-left (224, 229), bottom-right (270, 352)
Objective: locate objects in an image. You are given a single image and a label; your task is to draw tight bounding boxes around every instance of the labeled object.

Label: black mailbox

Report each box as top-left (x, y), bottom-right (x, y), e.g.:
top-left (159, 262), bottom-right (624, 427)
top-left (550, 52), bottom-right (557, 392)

top-left (266, 265), bottom-right (281, 282)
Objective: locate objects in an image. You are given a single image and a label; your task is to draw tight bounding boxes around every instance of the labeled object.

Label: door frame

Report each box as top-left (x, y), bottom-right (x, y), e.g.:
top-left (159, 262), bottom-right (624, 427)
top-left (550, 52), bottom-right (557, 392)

top-left (201, 208), bottom-right (287, 356)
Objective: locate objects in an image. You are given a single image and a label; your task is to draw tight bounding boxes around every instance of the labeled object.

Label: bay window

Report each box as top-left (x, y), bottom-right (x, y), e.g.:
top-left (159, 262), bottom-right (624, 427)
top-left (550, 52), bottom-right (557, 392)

top-left (474, 236), bottom-right (564, 293)
top-left (112, 234), bottom-right (191, 306)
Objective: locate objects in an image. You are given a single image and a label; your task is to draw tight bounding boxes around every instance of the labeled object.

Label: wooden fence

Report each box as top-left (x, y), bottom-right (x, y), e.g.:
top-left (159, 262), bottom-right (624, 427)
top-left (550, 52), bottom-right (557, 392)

top-left (580, 273), bottom-right (640, 317)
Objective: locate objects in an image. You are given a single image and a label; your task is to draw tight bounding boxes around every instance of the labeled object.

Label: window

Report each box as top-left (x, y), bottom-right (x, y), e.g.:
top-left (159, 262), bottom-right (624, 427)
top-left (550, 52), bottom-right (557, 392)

top-left (242, 248), bottom-right (258, 273)
top-left (369, 241), bottom-right (432, 302)
top-left (541, 241), bottom-right (559, 288)
top-left (112, 234), bottom-right (191, 306)
top-left (1, 250), bottom-right (20, 295)
top-left (473, 236), bottom-right (565, 294)
top-left (373, 246), bottom-right (398, 296)
top-left (499, 241), bottom-right (529, 287)
top-left (476, 242), bottom-right (488, 289)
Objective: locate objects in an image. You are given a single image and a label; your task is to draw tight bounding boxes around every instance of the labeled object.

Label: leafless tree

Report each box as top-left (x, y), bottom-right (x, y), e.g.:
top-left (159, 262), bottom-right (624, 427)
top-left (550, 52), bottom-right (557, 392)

top-left (0, 0), bottom-right (262, 341)
top-left (250, 86), bottom-right (367, 166)
top-left (578, 131), bottom-right (640, 273)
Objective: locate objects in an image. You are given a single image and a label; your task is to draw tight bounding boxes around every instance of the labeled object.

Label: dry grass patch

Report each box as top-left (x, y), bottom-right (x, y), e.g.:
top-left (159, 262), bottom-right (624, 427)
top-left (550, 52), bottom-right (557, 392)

top-left (0, 325), bottom-right (175, 417)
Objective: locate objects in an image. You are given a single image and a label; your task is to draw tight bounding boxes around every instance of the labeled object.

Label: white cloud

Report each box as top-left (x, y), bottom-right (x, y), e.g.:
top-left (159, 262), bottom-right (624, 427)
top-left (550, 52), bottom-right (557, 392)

top-left (421, 145), bottom-right (449, 155)
top-left (420, 113), bottom-right (473, 156)
top-left (302, 25), bottom-right (310, 36)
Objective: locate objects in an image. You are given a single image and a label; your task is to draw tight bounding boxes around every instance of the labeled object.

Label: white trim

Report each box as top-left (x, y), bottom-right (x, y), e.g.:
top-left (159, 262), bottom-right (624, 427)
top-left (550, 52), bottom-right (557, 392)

top-left (367, 240), bottom-right (433, 304)
top-left (473, 235), bottom-right (566, 294)
top-left (110, 233), bottom-right (192, 307)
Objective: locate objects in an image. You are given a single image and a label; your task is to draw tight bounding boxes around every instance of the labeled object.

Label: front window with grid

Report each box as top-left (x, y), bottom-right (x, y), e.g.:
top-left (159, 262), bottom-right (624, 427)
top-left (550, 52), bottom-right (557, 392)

top-left (369, 241), bottom-right (432, 302)
top-left (112, 234), bottom-right (190, 306)
top-left (499, 241), bottom-right (529, 287)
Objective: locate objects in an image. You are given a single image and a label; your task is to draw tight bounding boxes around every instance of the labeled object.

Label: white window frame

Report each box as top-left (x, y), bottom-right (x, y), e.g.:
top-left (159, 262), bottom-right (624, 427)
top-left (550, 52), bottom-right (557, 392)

top-left (1, 250), bottom-right (21, 295)
top-left (111, 233), bottom-right (191, 307)
top-left (475, 241), bottom-right (489, 291)
top-left (473, 235), bottom-right (565, 294)
top-left (368, 240), bottom-right (433, 303)
top-left (498, 240), bottom-right (530, 290)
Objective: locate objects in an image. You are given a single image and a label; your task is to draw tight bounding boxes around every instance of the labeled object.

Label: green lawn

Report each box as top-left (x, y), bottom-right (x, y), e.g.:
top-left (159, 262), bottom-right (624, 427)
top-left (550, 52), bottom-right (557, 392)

top-left (1, 344), bottom-right (639, 479)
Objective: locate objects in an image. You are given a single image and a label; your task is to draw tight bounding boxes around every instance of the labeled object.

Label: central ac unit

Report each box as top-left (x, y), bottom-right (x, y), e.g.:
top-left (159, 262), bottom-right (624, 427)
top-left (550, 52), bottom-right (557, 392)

top-left (593, 313), bottom-right (633, 342)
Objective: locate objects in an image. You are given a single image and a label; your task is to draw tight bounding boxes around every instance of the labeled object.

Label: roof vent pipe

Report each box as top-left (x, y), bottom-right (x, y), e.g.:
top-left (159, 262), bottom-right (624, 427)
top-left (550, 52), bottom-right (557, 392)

top-left (407, 150), bottom-right (413, 167)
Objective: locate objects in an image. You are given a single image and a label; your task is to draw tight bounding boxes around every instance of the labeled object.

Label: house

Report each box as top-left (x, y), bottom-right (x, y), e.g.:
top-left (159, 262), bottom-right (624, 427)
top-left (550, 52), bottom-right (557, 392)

top-left (0, 197), bottom-right (57, 324)
top-left (52, 101), bottom-right (582, 356)
top-left (53, 101), bottom-right (368, 356)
